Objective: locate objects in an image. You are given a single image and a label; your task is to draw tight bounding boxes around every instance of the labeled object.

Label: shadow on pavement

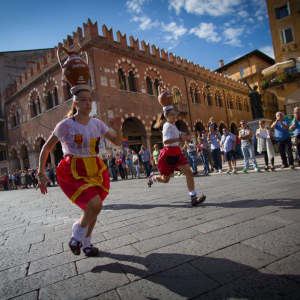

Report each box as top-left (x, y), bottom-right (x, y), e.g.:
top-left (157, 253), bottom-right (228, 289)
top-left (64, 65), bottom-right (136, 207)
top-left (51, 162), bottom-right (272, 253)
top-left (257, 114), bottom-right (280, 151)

top-left (91, 252), bottom-right (300, 299)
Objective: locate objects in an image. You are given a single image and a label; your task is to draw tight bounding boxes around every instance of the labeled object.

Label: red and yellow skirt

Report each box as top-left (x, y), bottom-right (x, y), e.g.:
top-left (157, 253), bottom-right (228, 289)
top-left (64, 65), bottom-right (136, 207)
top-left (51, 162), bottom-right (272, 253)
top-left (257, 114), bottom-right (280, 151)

top-left (56, 155), bottom-right (110, 210)
top-left (157, 146), bottom-right (188, 176)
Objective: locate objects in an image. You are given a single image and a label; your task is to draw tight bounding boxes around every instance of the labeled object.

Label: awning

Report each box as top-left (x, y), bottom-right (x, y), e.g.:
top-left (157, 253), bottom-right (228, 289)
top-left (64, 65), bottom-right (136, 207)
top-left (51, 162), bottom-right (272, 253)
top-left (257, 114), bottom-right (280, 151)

top-left (262, 58), bottom-right (296, 76)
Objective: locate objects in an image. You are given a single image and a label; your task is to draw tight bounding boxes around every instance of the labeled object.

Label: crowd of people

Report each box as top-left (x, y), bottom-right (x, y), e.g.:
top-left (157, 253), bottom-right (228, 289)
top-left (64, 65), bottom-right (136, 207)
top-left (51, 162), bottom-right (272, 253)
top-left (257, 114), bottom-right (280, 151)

top-left (1, 109), bottom-right (299, 191)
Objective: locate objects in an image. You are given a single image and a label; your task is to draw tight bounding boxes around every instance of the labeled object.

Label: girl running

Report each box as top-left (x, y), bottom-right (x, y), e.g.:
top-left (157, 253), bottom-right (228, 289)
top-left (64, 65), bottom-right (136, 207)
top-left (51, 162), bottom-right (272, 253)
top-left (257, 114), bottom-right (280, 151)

top-left (147, 88), bottom-right (206, 206)
top-left (36, 89), bottom-right (122, 256)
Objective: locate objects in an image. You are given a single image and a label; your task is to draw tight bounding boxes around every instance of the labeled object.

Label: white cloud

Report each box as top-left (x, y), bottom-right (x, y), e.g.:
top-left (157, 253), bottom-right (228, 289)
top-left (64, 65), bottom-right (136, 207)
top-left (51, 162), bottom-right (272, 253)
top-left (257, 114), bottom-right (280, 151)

top-left (161, 21), bottom-right (188, 41)
top-left (247, 18), bottom-right (255, 23)
top-left (223, 27), bottom-right (244, 47)
top-left (126, 0), bottom-right (147, 13)
top-left (237, 10), bottom-right (248, 18)
top-left (260, 46), bottom-right (274, 59)
top-left (131, 16), bottom-right (159, 30)
top-left (190, 22), bottom-right (221, 42)
top-left (168, 0), bottom-right (242, 17)
top-left (257, 15), bottom-right (264, 21)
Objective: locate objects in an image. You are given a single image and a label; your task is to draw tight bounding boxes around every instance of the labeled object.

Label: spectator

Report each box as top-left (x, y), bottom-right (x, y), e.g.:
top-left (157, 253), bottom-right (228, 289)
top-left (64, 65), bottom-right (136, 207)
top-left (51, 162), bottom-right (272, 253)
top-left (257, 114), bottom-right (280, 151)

top-left (207, 125), bottom-right (222, 173)
top-left (197, 137), bottom-right (210, 174)
top-left (201, 131), bottom-right (214, 172)
top-left (152, 144), bottom-right (161, 173)
top-left (221, 127), bottom-right (237, 173)
top-left (110, 154), bottom-right (118, 181)
top-left (132, 150), bottom-right (140, 179)
top-left (271, 112), bottom-right (294, 169)
top-left (221, 144), bottom-right (225, 165)
top-left (127, 149), bottom-right (137, 179)
top-left (239, 121), bottom-right (259, 172)
top-left (208, 117), bottom-right (218, 132)
top-left (139, 145), bottom-right (151, 177)
top-left (116, 153), bottom-right (125, 180)
top-left (235, 134), bottom-right (243, 159)
top-left (256, 120), bottom-right (275, 170)
top-left (184, 137), bottom-right (198, 175)
top-left (289, 111), bottom-right (300, 165)
top-left (1, 174), bottom-right (8, 191)
top-left (124, 157), bottom-right (129, 179)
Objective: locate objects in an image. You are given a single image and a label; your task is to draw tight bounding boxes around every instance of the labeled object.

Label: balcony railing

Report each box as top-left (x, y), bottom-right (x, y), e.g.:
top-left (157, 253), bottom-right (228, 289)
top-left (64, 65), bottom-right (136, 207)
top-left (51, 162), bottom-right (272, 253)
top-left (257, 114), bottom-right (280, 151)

top-left (261, 68), bottom-right (300, 89)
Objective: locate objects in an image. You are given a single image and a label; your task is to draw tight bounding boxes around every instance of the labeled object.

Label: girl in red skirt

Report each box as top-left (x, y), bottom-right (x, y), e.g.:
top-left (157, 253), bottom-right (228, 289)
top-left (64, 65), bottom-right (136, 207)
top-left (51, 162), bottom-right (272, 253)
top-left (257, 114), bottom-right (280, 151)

top-left (36, 89), bottom-right (122, 256)
top-left (148, 105), bottom-right (206, 206)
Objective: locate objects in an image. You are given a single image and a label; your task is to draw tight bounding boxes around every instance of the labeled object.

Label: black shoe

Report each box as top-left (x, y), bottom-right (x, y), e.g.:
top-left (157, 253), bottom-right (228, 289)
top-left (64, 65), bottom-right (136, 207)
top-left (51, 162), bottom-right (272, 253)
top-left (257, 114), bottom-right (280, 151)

top-left (69, 238), bottom-right (82, 256)
top-left (191, 194), bottom-right (206, 206)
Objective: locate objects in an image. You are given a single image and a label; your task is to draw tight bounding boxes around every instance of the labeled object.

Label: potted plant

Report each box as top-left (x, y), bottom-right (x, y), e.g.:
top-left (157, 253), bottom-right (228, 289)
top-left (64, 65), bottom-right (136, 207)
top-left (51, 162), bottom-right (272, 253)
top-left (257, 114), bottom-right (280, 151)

top-left (261, 81), bottom-right (270, 89)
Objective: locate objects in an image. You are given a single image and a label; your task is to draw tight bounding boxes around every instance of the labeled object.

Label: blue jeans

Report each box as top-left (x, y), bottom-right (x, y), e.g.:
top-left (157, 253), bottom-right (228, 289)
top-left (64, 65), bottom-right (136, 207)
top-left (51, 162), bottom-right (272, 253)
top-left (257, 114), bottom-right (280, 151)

top-left (236, 144), bottom-right (244, 159)
top-left (242, 145), bottom-right (258, 169)
top-left (188, 151), bottom-right (198, 173)
top-left (143, 161), bottom-right (151, 177)
top-left (111, 167), bottom-right (118, 181)
top-left (211, 148), bottom-right (222, 170)
top-left (200, 154), bottom-right (210, 172)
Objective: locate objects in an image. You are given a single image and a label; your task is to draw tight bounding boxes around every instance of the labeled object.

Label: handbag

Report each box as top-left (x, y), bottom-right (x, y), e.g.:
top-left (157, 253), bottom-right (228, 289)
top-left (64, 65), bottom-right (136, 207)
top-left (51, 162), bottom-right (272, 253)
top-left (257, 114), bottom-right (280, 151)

top-left (133, 160), bottom-right (138, 166)
top-left (122, 163), bottom-right (126, 168)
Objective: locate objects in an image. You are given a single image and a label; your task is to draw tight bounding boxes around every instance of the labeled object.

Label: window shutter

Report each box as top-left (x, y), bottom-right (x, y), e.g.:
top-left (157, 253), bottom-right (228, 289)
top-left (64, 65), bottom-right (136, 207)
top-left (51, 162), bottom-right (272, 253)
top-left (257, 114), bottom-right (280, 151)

top-left (286, 2), bottom-right (290, 15)
top-left (275, 7), bottom-right (280, 19)
top-left (282, 29), bottom-right (286, 44)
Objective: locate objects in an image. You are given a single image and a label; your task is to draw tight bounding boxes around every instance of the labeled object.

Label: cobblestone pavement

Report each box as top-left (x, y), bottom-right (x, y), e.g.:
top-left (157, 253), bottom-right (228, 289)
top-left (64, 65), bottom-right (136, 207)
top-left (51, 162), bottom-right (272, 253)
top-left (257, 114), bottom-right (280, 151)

top-left (1, 155), bottom-right (300, 300)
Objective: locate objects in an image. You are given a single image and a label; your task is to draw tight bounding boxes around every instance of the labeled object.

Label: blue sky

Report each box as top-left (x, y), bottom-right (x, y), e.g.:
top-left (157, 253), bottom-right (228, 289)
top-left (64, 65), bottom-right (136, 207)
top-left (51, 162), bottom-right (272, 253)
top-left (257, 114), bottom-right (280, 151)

top-left (0, 0), bottom-right (274, 70)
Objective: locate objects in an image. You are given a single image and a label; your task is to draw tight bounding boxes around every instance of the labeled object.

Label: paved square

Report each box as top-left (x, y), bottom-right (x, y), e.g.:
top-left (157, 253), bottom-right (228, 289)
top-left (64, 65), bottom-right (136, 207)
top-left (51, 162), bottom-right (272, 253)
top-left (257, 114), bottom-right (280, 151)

top-left (1, 159), bottom-right (300, 299)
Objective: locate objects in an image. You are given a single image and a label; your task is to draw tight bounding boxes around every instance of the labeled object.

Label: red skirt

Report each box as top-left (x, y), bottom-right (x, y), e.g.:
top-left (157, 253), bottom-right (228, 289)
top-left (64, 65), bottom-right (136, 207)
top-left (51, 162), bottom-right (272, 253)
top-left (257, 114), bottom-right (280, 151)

top-left (157, 147), bottom-right (188, 176)
top-left (56, 155), bottom-right (110, 210)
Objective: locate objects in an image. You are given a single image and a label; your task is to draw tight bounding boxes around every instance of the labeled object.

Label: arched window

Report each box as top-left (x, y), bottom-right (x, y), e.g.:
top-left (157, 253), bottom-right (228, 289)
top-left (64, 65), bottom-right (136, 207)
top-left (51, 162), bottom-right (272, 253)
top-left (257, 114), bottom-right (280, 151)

top-left (236, 97), bottom-right (242, 111)
top-left (147, 77), bottom-right (153, 95)
top-left (227, 95), bottom-right (233, 109)
top-left (13, 112), bottom-right (19, 127)
top-left (218, 95), bottom-right (223, 108)
top-left (118, 69), bottom-right (126, 90)
top-left (46, 91), bottom-right (53, 110)
top-left (244, 100), bottom-right (250, 112)
top-left (215, 94), bottom-right (219, 107)
top-left (54, 87), bottom-right (59, 106)
top-left (37, 96), bottom-right (41, 114)
top-left (195, 89), bottom-right (200, 104)
top-left (154, 79), bottom-right (159, 96)
top-left (173, 88), bottom-right (181, 104)
top-left (190, 88), bottom-right (194, 103)
top-left (128, 71), bottom-right (137, 92)
top-left (33, 101), bottom-right (37, 117)
top-left (207, 93), bottom-right (213, 106)
top-left (203, 92), bottom-right (207, 106)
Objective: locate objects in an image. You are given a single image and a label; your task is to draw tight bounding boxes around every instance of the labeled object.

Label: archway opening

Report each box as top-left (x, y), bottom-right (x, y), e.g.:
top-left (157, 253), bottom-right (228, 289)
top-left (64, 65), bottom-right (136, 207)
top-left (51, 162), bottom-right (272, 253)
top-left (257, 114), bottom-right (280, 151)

top-left (54, 142), bottom-right (64, 165)
top-left (151, 121), bottom-right (163, 150)
top-left (195, 122), bottom-right (205, 134)
top-left (219, 123), bottom-right (226, 134)
top-left (231, 123), bottom-right (238, 135)
top-left (19, 145), bottom-right (29, 169)
top-left (39, 139), bottom-right (51, 165)
top-left (175, 120), bottom-right (189, 133)
top-left (122, 117), bottom-right (146, 152)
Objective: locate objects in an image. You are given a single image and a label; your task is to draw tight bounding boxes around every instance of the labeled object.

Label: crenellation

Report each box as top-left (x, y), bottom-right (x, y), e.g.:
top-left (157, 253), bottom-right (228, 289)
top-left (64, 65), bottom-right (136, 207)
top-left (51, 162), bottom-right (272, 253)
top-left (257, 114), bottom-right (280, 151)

top-left (129, 35), bottom-right (139, 52)
top-left (83, 19), bottom-right (99, 40)
top-left (50, 49), bottom-right (55, 60)
top-left (151, 45), bottom-right (158, 56)
top-left (101, 24), bottom-right (114, 43)
top-left (67, 35), bottom-right (73, 48)
top-left (169, 52), bottom-right (174, 63)
top-left (73, 27), bottom-right (83, 45)
top-left (140, 41), bottom-right (151, 57)
top-left (116, 30), bottom-right (127, 47)
top-left (160, 49), bottom-right (167, 60)
top-left (183, 59), bottom-right (188, 69)
top-left (176, 56), bottom-right (182, 67)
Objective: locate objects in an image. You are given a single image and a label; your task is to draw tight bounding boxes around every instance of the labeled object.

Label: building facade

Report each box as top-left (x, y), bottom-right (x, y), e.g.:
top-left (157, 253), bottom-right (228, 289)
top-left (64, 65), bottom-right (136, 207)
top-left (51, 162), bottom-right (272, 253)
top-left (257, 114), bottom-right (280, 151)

top-left (4, 20), bottom-right (253, 172)
top-left (0, 49), bottom-right (51, 174)
top-left (215, 50), bottom-right (279, 122)
top-left (263, 0), bottom-right (300, 114)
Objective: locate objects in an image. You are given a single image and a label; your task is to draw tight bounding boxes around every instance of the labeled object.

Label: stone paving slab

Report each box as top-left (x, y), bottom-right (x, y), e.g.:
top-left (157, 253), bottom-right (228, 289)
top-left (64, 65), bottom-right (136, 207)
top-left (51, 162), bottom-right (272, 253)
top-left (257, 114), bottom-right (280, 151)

top-left (0, 161), bottom-right (300, 299)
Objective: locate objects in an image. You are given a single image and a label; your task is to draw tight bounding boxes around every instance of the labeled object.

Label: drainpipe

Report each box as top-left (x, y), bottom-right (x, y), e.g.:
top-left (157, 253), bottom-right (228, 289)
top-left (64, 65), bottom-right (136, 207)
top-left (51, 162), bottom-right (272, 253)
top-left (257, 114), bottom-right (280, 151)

top-left (184, 77), bottom-right (193, 133)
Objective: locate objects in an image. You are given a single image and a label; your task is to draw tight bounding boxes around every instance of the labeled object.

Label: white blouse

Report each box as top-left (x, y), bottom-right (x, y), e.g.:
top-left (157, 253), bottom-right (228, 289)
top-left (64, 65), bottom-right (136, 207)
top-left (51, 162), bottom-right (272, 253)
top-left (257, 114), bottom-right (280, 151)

top-left (163, 122), bottom-right (181, 147)
top-left (53, 117), bottom-right (108, 157)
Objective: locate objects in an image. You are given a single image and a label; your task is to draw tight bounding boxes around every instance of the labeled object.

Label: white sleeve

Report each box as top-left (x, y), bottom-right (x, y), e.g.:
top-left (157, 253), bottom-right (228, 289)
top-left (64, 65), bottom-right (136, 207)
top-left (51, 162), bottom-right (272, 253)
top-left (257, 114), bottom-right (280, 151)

top-left (96, 119), bottom-right (109, 137)
top-left (53, 120), bottom-right (68, 142)
top-left (163, 123), bottom-right (175, 141)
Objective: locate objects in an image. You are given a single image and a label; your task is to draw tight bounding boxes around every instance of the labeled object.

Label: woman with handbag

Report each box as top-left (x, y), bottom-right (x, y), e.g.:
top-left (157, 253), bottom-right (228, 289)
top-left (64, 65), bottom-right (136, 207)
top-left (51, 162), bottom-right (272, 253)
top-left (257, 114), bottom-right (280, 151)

top-left (256, 120), bottom-right (275, 170)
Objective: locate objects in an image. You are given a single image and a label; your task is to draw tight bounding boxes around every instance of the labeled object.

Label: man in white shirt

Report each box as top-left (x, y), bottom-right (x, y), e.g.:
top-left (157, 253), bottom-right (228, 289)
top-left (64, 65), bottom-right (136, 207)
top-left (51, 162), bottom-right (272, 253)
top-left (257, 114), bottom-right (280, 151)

top-left (185, 138), bottom-right (198, 175)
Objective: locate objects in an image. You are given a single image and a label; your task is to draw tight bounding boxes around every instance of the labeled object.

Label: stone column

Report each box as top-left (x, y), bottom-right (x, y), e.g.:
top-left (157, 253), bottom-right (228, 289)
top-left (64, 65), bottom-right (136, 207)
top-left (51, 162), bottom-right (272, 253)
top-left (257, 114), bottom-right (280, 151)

top-left (192, 90), bottom-right (195, 103)
top-left (18, 156), bottom-right (24, 170)
top-left (29, 151), bottom-right (40, 169)
top-left (50, 150), bottom-right (56, 166)
top-left (151, 79), bottom-right (155, 96)
top-left (145, 134), bottom-right (152, 151)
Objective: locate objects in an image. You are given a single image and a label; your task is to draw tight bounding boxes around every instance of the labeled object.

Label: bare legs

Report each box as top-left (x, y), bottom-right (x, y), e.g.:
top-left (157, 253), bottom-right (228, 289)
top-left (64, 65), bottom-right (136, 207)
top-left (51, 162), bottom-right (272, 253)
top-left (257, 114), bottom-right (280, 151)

top-left (79, 194), bottom-right (102, 229)
top-left (176, 164), bottom-right (194, 192)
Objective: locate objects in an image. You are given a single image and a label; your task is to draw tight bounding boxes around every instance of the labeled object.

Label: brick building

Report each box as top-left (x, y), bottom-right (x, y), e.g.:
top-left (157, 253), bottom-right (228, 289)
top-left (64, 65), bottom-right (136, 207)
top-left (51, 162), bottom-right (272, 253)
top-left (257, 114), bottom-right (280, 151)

top-left (4, 19), bottom-right (253, 172)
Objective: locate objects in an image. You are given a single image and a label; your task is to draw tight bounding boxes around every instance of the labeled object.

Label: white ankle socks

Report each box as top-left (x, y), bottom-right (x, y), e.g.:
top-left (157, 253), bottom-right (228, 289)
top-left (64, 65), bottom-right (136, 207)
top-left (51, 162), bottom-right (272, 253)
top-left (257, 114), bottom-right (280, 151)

top-left (81, 235), bottom-right (92, 250)
top-left (71, 220), bottom-right (88, 243)
top-left (188, 190), bottom-right (196, 197)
